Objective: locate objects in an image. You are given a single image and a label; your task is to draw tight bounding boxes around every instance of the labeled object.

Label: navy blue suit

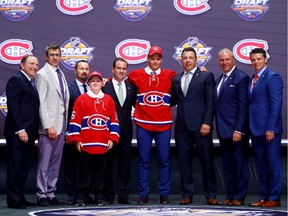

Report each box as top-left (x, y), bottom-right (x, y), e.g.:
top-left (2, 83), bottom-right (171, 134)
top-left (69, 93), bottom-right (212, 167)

top-left (102, 80), bottom-right (137, 203)
top-left (214, 68), bottom-right (249, 202)
top-left (171, 68), bottom-right (217, 200)
top-left (63, 80), bottom-right (82, 201)
top-left (4, 71), bottom-right (40, 205)
top-left (248, 67), bottom-right (283, 201)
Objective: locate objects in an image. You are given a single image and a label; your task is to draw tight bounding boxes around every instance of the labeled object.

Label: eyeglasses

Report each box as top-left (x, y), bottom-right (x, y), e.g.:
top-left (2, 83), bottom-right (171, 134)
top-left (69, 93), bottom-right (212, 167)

top-left (48, 53), bottom-right (61, 58)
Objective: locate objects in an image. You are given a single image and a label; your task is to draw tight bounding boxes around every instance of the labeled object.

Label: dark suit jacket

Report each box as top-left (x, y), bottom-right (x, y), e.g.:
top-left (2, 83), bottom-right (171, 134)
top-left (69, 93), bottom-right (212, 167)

top-left (214, 67), bottom-right (250, 138)
top-left (172, 68), bottom-right (215, 132)
top-left (4, 71), bottom-right (40, 141)
top-left (67, 80), bottom-right (82, 125)
top-left (248, 67), bottom-right (283, 136)
top-left (102, 80), bottom-right (137, 136)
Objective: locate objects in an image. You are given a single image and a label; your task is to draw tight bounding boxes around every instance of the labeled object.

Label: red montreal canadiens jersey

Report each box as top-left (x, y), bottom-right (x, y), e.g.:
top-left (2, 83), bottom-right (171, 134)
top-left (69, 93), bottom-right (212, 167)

top-left (128, 68), bottom-right (177, 132)
top-left (67, 93), bottom-right (119, 154)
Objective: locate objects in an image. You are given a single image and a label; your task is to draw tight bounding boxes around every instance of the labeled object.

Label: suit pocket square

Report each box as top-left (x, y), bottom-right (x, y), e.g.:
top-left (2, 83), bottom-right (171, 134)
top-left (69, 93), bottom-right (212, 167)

top-left (229, 85), bottom-right (235, 87)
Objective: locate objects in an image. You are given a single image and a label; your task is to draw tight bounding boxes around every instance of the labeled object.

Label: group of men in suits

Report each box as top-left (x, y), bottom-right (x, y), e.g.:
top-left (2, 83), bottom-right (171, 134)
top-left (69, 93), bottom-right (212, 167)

top-left (4, 44), bottom-right (283, 209)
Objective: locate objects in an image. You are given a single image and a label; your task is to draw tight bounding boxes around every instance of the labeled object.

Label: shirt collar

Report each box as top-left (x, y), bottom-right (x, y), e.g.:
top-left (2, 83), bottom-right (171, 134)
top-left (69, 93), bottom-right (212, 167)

top-left (256, 66), bottom-right (267, 78)
top-left (20, 70), bottom-right (32, 81)
top-left (87, 90), bottom-right (104, 99)
top-left (145, 66), bottom-right (161, 75)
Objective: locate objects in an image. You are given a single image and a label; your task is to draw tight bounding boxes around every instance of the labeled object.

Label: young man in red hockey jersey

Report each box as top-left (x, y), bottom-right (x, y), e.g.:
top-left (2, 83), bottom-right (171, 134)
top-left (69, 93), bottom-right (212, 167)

top-left (127, 46), bottom-right (177, 204)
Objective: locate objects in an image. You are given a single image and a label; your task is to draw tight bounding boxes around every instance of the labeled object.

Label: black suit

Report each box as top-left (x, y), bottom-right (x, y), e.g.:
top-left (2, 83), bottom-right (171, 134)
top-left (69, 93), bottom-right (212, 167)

top-left (171, 68), bottom-right (217, 200)
top-left (102, 80), bottom-right (137, 203)
top-left (63, 80), bottom-right (82, 201)
top-left (4, 71), bottom-right (40, 205)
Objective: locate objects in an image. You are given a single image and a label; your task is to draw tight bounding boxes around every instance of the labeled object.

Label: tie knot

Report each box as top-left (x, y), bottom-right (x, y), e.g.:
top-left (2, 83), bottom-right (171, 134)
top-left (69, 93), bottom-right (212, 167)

top-left (118, 82), bottom-right (122, 86)
top-left (56, 68), bottom-right (60, 73)
top-left (254, 74), bottom-right (259, 80)
top-left (151, 71), bottom-right (156, 76)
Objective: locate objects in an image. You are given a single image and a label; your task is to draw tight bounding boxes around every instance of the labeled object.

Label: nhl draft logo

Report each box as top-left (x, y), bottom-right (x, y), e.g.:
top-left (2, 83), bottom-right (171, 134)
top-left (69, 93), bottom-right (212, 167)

top-left (173, 36), bottom-right (212, 67)
top-left (114, 0), bottom-right (153, 21)
top-left (233, 39), bottom-right (269, 64)
top-left (115, 39), bottom-right (150, 64)
top-left (56, 0), bottom-right (93, 15)
top-left (0, 92), bottom-right (7, 117)
top-left (0, 0), bottom-right (35, 21)
top-left (231, 0), bottom-right (269, 21)
top-left (60, 37), bottom-right (94, 70)
top-left (0, 39), bottom-right (33, 64)
top-left (173, 0), bottom-right (210, 15)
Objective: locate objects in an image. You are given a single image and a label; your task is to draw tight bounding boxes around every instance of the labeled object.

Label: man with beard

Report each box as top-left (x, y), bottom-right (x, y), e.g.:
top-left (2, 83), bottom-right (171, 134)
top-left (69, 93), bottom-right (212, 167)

top-left (63, 60), bottom-right (90, 205)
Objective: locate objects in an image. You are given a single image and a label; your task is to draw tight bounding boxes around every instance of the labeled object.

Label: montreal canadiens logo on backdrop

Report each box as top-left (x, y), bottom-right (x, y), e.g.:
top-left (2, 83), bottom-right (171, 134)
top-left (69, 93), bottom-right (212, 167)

top-left (173, 0), bottom-right (210, 15)
top-left (0, 92), bottom-right (7, 117)
top-left (233, 39), bottom-right (269, 64)
top-left (0, 0), bottom-right (34, 21)
top-left (114, 0), bottom-right (152, 21)
top-left (231, 0), bottom-right (269, 21)
top-left (115, 39), bottom-right (150, 64)
top-left (173, 36), bottom-right (212, 67)
top-left (0, 39), bottom-right (33, 64)
top-left (88, 114), bottom-right (108, 130)
top-left (56, 0), bottom-right (93, 15)
top-left (60, 37), bottom-right (94, 70)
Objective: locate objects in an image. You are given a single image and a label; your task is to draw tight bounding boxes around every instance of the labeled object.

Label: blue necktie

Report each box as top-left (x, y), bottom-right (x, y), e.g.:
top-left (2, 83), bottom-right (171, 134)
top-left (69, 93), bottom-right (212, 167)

top-left (217, 74), bottom-right (227, 97)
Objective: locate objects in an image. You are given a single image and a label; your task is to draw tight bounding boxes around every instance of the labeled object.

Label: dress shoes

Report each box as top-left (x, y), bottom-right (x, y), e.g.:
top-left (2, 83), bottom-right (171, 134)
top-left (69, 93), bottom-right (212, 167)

top-left (24, 200), bottom-right (37, 207)
top-left (218, 199), bottom-right (231, 205)
top-left (118, 198), bottom-right (131, 204)
top-left (37, 198), bottom-right (49, 206)
top-left (261, 200), bottom-right (281, 207)
top-left (48, 197), bottom-right (64, 205)
top-left (160, 195), bottom-right (170, 204)
top-left (229, 200), bottom-right (243, 206)
top-left (180, 197), bottom-right (193, 205)
top-left (207, 198), bottom-right (218, 205)
top-left (137, 197), bottom-right (148, 204)
top-left (7, 201), bottom-right (27, 209)
top-left (249, 199), bottom-right (266, 207)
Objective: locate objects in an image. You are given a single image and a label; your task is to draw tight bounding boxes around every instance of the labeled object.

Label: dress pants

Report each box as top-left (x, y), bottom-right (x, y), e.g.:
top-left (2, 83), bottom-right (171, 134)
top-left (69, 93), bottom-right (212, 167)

top-left (76, 151), bottom-right (107, 202)
top-left (251, 134), bottom-right (282, 201)
top-left (175, 128), bottom-right (217, 199)
top-left (6, 135), bottom-right (35, 205)
top-left (36, 128), bottom-right (65, 199)
top-left (219, 136), bottom-right (249, 201)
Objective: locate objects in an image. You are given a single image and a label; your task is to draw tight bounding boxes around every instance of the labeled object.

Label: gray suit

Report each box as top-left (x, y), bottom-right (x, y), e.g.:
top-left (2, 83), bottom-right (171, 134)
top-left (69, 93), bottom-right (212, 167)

top-left (35, 62), bottom-right (70, 199)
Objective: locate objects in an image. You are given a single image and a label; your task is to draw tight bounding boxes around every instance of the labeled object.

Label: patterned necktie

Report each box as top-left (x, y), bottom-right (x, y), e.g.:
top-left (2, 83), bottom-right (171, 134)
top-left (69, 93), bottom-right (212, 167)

top-left (118, 82), bottom-right (124, 106)
top-left (251, 74), bottom-right (259, 91)
top-left (182, 72), bottom-right (190, 96)
top-left (56, 69), bottom-right (65, 101)
top-left (82, 84), bottom-right (87, 93)
top-left (217, 74), bottom-right (228, 97)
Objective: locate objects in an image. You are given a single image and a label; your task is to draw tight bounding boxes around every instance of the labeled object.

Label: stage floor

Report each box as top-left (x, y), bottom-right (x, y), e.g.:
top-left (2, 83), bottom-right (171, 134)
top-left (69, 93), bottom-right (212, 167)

top-left (0, 194), bottom-right (286, 216)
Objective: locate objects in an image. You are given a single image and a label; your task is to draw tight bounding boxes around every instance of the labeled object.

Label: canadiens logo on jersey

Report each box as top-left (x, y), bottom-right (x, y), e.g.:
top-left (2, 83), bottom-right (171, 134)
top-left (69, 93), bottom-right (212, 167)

top-left (0, 92), bottom-right (7, 117)
top-left (60, 37), bottom-right (94, 70)
top-left (87, 114), bottom-right (109, 131)
top-left (114, 0), bottom-right (153, 21)
top-left (173, 0), bottom-right (210, 15)
top-left (231, 0), bottom-right (269, 21)
top-left (173, 36), bottom-right (212, 67)
top-left (0, 0), bottom-right (35, 21)
top-left (233, 39), bottom-right (269, 64)
top-left (0, 39), bottom-right (33, 64)
top-left (138, 91), bottom-right (170, 107)
top-left (115, 39), bottom-right (150, 64)
top-left (56, 0), bottom-right (93, 15)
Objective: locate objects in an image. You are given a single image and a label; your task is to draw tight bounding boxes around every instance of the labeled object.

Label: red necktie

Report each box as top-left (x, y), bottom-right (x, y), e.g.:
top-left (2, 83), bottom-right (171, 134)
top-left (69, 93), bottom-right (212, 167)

top-left (251, 74), bottom-right (258, 91)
